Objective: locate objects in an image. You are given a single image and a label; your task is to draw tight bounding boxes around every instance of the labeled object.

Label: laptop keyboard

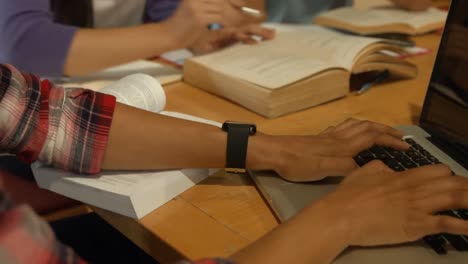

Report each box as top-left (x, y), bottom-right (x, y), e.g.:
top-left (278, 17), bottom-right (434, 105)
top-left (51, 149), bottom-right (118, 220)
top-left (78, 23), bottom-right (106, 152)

top-left (354, 138), bottom-right (468, 255)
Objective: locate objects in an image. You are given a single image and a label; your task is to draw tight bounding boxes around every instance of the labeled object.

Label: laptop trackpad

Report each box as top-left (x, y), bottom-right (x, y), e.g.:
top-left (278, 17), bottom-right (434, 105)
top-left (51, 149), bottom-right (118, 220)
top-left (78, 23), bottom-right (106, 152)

top-left (250, 171), bottom-right (342, 222)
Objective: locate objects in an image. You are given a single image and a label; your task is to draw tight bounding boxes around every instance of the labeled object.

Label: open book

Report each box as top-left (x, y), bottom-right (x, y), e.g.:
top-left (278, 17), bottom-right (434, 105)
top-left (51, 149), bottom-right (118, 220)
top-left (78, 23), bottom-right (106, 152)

top-left (183, 24), bottom-right (417, 118)
top-left (32, 74), bottom-right (221, 219)
top-left (314, 6), bottom-right (448, 35)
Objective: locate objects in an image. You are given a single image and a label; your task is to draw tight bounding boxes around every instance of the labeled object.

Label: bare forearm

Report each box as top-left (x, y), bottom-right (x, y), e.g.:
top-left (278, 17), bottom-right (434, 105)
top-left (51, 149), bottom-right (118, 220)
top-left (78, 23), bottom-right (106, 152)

top-left (64, 22), bottom-right (182, 76)
top-left (231, 200), bottom-right (349, 264)
top-left (390, 0), bottom-right (432, 10)
top-left (101, 103), bottom-right (277, 171)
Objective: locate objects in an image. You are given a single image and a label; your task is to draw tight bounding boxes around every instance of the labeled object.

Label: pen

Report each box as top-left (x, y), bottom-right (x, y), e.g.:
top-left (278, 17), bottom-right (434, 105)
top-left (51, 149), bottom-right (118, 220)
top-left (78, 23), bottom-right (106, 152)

top-left (358, 70), bottom-right (390, 95)
top-left (240, 6), bottom-right (263, 18)
top-left (208, 6), bottom-right (263, 30)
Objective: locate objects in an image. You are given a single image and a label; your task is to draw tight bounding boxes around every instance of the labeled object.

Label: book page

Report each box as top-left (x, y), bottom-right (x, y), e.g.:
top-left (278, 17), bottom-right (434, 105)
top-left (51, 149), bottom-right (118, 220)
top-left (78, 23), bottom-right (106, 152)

top-left (272, 26), bottom-right (381, 69)
top-left (99, 74), bottom-right (166, 113)
top-left (317, 8), bottom-right (390, 27)
top-left (191, 25), bottom-right (380, 89)
top-left (317, 7), bottom-right (447, 29)
top-left (404, 8), bottom-right (448, 29)
top-left (193, 44), bottom-right (332, 89)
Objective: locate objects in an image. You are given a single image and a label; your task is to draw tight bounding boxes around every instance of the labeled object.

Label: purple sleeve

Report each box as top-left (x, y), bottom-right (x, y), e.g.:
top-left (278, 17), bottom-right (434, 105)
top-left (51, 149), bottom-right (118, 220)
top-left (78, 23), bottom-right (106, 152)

top-left (0, 0), bottom-right (78, 77)
top-left (144, 0), bottom-right (180, 22)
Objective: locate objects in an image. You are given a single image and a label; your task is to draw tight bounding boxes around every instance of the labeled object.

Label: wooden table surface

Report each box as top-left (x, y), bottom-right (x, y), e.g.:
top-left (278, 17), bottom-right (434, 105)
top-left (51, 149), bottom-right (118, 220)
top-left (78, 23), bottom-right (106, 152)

top-left (92, 31), bottom-right (443, 263)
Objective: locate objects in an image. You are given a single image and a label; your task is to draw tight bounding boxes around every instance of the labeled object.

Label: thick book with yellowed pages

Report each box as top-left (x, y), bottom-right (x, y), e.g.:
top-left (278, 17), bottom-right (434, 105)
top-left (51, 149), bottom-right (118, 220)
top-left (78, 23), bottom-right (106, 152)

top-left (183, 24), bottom-right (417, 118)
top-left (314, 6), bottom-right (447, 35)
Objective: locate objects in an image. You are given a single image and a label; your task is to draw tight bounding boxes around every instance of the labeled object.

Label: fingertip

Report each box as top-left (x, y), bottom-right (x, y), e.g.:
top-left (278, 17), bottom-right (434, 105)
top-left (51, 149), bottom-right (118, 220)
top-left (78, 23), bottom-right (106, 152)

top-left (433, 164), bottom-right (452, 175)
top-left (365, 160), bottom-right (386, 168)
top-left (401, 141), bottom-right (411, 150)
top-left (391, 139), bottom-right (411, 150)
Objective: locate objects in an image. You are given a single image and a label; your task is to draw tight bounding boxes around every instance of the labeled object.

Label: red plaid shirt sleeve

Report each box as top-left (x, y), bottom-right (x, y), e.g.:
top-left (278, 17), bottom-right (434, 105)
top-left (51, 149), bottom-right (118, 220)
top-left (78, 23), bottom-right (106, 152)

top-left (0, 64), bottom-right (116, 174)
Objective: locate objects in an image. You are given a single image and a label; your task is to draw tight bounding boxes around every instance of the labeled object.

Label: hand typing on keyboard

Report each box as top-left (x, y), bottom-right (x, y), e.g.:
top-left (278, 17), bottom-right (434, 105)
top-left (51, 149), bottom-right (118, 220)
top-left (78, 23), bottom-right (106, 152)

top-left (354, 138), bottom-right (468, 254)
top-left (314, 161), bottom-right (468, 248)
top-left (275, 118), bottom-right (410, 182)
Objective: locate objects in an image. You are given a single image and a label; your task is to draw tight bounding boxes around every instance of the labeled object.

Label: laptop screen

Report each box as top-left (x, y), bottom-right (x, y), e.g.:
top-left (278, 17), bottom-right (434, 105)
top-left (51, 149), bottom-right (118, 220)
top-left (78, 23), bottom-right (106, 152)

top-left (420, 0), bottom-right (468, 168)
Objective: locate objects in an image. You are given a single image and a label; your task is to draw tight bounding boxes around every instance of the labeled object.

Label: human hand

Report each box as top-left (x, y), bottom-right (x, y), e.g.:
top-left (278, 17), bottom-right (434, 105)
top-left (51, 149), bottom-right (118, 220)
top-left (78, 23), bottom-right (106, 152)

top-left (164, 0), bottom-right (254, 48)
top-left (232, 161), bottom-right (468, 264)
top-left (267, 119), bottom-right (409, 182)
top-left (315, 161), bottom-right (468, 246)
top-left (189, 24), bottom-right (275, 54)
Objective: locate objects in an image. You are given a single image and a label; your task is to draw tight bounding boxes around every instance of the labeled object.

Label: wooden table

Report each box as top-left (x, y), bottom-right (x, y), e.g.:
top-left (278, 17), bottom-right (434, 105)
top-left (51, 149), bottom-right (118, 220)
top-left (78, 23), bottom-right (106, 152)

top-left (92, 32), bottom-right (443, 263)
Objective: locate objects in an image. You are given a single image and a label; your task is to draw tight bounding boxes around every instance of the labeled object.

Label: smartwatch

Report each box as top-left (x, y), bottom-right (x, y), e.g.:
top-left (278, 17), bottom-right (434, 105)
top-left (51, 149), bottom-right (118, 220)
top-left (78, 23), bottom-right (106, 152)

top-left (222, 121), bottom-right (257, 174)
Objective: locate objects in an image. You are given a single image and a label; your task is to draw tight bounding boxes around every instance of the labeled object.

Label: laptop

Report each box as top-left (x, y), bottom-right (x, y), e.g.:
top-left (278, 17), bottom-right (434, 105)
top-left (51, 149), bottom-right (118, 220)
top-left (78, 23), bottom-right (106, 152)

top-left (249, 1), bottom-right (468, 263)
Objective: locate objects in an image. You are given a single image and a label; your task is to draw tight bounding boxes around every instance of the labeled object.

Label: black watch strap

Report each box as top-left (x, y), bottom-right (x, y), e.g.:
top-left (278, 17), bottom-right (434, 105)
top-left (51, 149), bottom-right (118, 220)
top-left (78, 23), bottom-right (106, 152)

top-left (225, 125), bottom-right (251, 173)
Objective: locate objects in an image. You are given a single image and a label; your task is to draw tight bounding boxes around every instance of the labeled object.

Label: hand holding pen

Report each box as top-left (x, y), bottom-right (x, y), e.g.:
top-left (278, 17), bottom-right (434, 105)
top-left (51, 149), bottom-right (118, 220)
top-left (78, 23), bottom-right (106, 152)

top-left (165, 0), bottom-right (263, 48)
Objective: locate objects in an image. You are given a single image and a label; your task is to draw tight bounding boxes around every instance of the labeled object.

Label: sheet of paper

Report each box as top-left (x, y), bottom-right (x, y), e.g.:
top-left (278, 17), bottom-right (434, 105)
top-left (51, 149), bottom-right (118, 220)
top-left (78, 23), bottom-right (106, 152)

top-left (191, 25), bottom-right (380, 89)
top-left (99, 74), bottom-right (166, 113)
